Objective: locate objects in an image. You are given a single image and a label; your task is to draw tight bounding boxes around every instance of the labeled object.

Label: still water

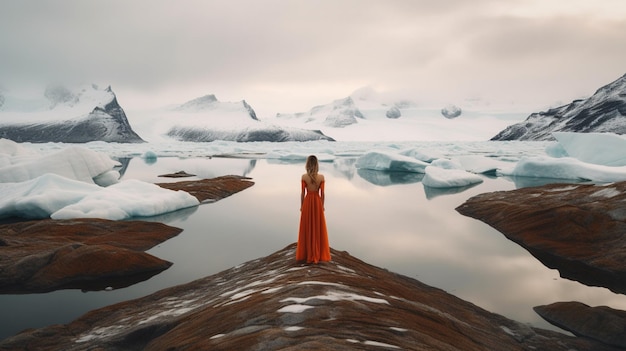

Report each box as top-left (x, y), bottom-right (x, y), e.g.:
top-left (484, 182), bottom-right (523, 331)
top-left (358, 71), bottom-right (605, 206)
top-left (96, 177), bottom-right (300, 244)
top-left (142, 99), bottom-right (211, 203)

top-left (2, 155), bottom-right (626, 339)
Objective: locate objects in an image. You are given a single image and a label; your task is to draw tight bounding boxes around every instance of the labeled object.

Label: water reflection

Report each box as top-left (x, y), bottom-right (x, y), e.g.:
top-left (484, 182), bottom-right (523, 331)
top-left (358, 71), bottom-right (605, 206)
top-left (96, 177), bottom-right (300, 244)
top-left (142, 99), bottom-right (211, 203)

top-left (2, 156), bottom-right (626, 340)
top-left (423, 182), bottom-right (481, 199)
top-left (357, 169), bottom-right (424, 186)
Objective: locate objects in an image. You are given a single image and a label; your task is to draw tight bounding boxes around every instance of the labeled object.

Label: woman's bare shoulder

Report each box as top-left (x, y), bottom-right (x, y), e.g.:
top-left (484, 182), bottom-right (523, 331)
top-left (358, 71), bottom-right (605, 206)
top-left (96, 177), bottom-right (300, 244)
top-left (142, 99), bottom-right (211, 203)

top-left (318, 174), bottom-right (325, 182)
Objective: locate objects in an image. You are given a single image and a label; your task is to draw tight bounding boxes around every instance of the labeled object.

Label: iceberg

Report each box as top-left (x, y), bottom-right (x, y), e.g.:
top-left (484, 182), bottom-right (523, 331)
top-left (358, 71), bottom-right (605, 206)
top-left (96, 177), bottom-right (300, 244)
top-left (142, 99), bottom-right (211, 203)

top-left (422, 166), bottom-right (484, 188)
top-left (355, 151), bottom-right (429, 173)
top-left (0, 174), bottom-right (100, 219)
top-left (553, 132), bottom-right (626, 166)
top-left (0, 174), bottom-right (199, 220)
top-left (499, 156), bottom-right (626, 182)
top-left (51, 180), bottom-right (199, 220)
top-left (0, 140), bottom-right (119, 184)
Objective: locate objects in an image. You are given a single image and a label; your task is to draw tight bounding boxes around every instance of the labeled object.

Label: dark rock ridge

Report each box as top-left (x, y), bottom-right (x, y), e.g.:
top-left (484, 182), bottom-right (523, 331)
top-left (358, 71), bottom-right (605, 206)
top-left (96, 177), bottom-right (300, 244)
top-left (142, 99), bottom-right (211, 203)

top-left (0, 219), bottom-right (181, 294)
top-left (1, 244), bottom-right (617, 350)
top-left (492, 73), bottom-right (626, 140)
top-left (0, 86), bottom-right (144, 143)
top-left (456, 181), bottom-right (626, 294)
top-left (167, 125), bottom-right (335, 142)
top-left (534, 302), bottom-right (626, 348)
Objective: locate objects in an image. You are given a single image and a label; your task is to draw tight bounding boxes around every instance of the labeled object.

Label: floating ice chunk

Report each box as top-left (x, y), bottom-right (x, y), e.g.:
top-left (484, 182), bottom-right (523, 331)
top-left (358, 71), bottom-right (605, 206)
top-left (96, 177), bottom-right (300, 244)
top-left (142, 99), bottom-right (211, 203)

top-left (356, 151), bottom-right (429, 173)
top-left (499, 156), bottom-right (626, 182)
top-left (422, 166), bottom-right (484, 188)
top-left (456, 155), bottom-right (511, 174)
top-left (430, 158), bottom-right (463, 170)
top-left (0, 173), bottom-right (100, 219)
top-left (51, 179), bottom-right (200, 220)
top-left (553, 132), bottom-right (626, 166)
top-left (398, 148), bottom-right (442, 162)
top-left (0, 145), bottom-right (118, 184)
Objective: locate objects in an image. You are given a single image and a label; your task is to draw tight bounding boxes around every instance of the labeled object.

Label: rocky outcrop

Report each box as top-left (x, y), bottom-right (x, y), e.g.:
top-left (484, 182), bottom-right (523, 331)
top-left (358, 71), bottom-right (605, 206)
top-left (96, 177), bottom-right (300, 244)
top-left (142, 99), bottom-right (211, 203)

top-left (156, 175), bottom-right (254, 203)
top-left (0, 219), bottom-right (181, 294)
top-left (1, 244), bottom-right (617, 351)
top-left (456, 181), bottom-right (626, 294)
top-left (534, 302), bottom-right (626, 348)
top-left (492, 73), bottom-right (626, 140)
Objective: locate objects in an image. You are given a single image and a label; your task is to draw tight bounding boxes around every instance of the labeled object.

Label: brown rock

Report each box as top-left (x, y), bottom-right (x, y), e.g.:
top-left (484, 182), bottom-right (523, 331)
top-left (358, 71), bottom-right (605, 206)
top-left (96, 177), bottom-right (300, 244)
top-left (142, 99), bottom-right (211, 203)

top-left (0, 219), bottom-right (181, 293)
top-left (0, 244), bottom-right (619, 350)
top-left (456, 181), bottom-right (626, 294)
top-left (156, 175), bottom-right (254, 203)
top-left (534, 302), bottom-right (626, 348)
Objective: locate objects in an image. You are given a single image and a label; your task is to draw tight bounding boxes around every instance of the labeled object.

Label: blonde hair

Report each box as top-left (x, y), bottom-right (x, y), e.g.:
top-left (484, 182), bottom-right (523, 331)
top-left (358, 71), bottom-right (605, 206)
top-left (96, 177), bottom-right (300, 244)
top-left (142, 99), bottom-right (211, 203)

top-left (305, 155), bottom-right (319, 185)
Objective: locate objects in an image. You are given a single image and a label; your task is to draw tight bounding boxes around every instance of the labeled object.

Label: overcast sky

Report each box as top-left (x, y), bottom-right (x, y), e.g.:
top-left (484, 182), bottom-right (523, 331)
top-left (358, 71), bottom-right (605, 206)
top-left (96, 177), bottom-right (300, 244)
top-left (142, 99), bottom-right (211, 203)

top-left (1, 0), bottom-right (625, 117)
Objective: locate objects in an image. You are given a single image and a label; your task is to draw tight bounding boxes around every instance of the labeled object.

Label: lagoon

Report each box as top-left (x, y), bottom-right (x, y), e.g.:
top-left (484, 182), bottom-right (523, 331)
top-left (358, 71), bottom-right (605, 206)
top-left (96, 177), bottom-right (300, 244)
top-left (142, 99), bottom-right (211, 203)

top-left (2, 143), bottom-right (626, 340)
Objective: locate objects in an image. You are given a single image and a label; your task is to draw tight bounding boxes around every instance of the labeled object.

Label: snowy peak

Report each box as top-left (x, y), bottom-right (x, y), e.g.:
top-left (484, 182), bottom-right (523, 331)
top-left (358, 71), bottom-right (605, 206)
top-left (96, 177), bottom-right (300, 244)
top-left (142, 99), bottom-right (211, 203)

top-left (492, 73), bottom-right (626, 140)
top-left (277, 88), bottom-right (418, 128)
top-left (174, 94), bottom-right (219, 111)
top-left (0, 84), bottom-right (144, 143)
top-left (173, 94), bottom-right (258, 121)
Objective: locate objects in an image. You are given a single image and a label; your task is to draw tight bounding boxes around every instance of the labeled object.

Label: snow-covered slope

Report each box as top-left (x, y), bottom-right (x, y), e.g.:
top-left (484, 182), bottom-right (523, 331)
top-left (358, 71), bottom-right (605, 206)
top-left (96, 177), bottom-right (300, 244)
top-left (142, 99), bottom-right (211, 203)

top-left (132, 94), bottom-right (334, 142)
top-left (0, 84), bottom-right (144, 143)
top-left (492, 73), bottom-right (626, 141)
top-left (270, 87), bottom-right (514, 141)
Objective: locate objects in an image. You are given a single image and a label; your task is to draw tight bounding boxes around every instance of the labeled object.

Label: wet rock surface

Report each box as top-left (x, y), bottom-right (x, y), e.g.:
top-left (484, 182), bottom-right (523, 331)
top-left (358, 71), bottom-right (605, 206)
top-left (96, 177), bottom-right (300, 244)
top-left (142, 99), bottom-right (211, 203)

top-left (534, 302), bottom-right (626, 348)
top-left (1, 244), bottom-right (618, 351)
top-left (0, 219), bottom-right (181, 294)
top-left (456, 181), bottom-right (626, 294)
top-left (156, 175), bottom-right (254, 203)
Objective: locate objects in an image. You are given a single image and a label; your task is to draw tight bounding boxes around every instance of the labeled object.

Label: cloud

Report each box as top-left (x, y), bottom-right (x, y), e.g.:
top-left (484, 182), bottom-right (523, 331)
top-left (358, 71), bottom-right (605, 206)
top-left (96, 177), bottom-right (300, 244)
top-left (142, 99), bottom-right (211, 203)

top-left (1, 0), bottom-right (625, 115)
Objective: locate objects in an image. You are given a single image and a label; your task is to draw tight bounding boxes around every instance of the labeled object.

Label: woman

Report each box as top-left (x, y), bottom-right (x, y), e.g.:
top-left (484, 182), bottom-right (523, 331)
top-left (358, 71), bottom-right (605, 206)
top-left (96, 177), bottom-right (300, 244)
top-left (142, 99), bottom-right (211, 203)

top-left (296, 155), bottom-right (331, 263)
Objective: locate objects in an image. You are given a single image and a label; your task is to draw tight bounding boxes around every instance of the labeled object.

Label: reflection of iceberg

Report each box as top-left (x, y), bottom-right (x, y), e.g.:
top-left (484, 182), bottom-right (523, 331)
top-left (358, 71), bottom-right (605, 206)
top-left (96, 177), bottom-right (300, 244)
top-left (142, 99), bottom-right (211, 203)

top-left (357, 169), bottom-right (424, 186)
top-left (423, 182), bottom-right (481, 200)
top-left (242, 159), bottom-right (256, 177)
top-left (332, 158), bottom-right (357, 180)
top-left (130, 205), bottom-right (199, 224)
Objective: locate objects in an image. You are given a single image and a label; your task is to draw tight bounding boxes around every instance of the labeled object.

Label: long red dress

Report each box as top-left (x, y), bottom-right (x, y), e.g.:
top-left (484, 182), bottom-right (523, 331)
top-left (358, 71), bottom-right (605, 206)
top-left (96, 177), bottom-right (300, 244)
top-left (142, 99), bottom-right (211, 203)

top-left (296, 180), bottom-right (331, 263)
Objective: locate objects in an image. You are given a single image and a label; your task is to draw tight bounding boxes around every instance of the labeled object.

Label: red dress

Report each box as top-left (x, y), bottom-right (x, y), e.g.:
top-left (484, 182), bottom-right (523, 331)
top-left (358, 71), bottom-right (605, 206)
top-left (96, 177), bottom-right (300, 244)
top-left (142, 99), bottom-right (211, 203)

top-left (296, 180), bottom-right (331, 263)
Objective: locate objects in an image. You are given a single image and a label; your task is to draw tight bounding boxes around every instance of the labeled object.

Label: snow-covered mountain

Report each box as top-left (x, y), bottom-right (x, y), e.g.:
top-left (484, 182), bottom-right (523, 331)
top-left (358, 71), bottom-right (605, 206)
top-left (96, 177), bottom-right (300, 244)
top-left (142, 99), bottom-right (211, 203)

top-left (492, 73), bottom-right (626, 141)
top-left (0, 84), bottom-right (144, 143)
top-left (131, 94), bottom-right (334, 142)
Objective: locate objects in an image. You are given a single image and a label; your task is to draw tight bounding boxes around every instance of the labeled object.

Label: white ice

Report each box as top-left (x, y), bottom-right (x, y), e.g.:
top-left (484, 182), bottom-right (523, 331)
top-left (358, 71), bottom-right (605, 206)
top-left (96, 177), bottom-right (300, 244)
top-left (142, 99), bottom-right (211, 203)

top-left (51, 180), bottom-right (199, 220)
top-left (499, 156), bottom-right (626, 182)
top-left (0, 140), bottom-right (119, 184)
top-left (422, 166), bottom-right (484, 188)
top-left (355, 151), bottom-right (429, 173)
top-left (0, 139), bottom-right (200, 220)
top-left (553, 132), bottom-right (626, 166)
